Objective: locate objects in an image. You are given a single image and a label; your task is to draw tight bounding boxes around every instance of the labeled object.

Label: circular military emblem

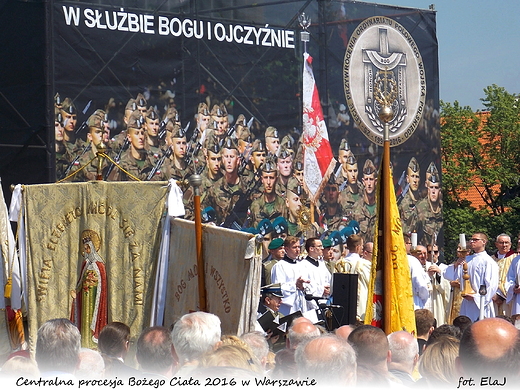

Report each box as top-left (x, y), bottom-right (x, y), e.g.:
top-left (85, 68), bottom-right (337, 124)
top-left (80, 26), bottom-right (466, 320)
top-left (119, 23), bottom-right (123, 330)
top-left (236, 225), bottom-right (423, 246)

top-left (343, 16), bottom-right (426, 147)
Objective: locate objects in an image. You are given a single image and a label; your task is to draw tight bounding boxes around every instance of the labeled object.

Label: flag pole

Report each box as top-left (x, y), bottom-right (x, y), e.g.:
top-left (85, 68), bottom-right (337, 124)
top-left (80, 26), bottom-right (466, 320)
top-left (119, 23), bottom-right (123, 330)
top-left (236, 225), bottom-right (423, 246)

top-left (379, 104), bottom-right (393, 333)
top-left (188, 173), bottom-right (207, 312)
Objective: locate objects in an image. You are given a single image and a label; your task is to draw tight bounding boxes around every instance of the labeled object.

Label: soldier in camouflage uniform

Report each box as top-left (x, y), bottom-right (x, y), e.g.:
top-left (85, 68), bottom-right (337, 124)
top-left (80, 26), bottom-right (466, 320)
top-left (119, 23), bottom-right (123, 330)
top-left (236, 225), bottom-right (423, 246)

top-left (285, 177), bottom-right (304, 237)
top-left (241, 139), bottom-right (266, 200)
top-left (264, 126), bottom-right (280, 157)
top-left (167, 122), bottom-right (193, 181)
top-left (353, 159), bottom-right (378, 243)
top-left (416, 166), bottom-right (443, 246)
top-left (144, 107), bottom-right (164, 160)
top-left (200, 137), bottom-right (223, 202)
top-left (203, 137), bottom-right (249, 226)
top-left (112, 94), bottom-right (147, 155)
top-left (55, 109), bottom-right (73, 181)
top-left (337, 140), bottom-right (364, 216)
top-left (398, 157), bottom-right (422, 235)
top-left (60, 97), bottom-right (84, 159)
top-left (116, 111), bottom-right (168, 181)
top-left (319, 175), bottom-right (348, 232)
top-left (69, 110), bottom-right (111, 182)
top-left (249, 157), bottom-right (287, 227)
top-left (293, 160), bottom-right (304, 187)
top-left (195, 102), bottom-right (211, 144)
top-left (275, 147), bottom-right (293, 198)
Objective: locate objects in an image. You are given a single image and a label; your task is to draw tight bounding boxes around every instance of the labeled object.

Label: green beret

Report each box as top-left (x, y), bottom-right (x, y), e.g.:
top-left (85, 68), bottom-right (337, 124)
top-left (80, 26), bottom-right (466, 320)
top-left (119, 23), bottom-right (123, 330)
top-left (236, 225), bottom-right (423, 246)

top-left (322, 238), bottom-right (333, 248)
top-left (268, 238), bottom-right (284, 250)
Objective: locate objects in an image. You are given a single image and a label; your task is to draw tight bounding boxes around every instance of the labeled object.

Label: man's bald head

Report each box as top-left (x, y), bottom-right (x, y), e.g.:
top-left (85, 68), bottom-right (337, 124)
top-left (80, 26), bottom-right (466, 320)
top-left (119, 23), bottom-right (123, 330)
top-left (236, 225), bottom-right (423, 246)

top-left (335, 325), bottom-right (356, 340)
top-left (458, 318), bottom-right (520, 377)
top-left (295, 335), bottom-right (357, 386)
top-left (287, 321), bottom-right (320, 349)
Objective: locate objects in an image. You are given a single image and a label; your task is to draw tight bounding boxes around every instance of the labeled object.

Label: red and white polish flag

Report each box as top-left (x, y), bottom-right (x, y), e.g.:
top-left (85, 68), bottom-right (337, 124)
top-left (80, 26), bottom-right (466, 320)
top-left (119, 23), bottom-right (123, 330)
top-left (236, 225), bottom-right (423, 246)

top-left (302, 52), bottom-right (336, 204)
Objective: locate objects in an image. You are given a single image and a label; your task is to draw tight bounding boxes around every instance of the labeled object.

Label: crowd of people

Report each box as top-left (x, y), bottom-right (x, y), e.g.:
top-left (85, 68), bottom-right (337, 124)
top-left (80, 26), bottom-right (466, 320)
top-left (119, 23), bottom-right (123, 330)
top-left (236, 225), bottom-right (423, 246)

top-left (1, 232), bottom-right (520, 387)
top-left (55, 92), bottom-right (441, 245)
top-left (1, 309), bottom-right (520, 388)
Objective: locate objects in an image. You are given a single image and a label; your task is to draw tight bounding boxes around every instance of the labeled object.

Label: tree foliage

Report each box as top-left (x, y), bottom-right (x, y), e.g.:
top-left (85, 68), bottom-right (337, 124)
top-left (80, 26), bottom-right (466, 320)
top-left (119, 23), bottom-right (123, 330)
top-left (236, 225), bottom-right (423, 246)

top-left (441, 85), bottom-right (520, 261)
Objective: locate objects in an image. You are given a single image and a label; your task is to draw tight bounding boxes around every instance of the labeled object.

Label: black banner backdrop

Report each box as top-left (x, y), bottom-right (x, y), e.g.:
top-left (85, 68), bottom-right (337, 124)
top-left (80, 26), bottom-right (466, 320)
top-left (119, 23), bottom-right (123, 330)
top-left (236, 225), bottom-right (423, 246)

top-left (3, 1), bottom-right (440, 247)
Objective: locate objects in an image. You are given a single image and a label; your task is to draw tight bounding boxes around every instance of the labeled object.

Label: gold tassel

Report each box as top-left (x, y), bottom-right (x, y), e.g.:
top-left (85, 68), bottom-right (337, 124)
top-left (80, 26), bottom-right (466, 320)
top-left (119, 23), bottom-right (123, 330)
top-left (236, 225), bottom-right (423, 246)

top-left (4, 276), bottom-right (12, 299)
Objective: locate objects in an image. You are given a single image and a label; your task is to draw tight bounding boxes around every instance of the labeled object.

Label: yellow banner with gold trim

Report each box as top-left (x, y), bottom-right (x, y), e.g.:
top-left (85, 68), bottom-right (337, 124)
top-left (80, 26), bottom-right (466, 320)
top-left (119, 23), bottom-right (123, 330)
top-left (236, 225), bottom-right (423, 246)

top-left (23, 181), bottom-right (168, 349)
top-left (365, 142), bottom-right (416, 335)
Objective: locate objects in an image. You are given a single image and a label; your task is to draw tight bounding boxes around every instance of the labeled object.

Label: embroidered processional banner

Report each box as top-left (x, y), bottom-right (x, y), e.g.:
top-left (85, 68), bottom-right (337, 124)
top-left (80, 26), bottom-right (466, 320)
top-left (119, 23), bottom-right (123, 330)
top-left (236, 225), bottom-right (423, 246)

top-left (163, 219), bottom-right (262, 335)
top-left (23, 181), bottom-right (168, 350)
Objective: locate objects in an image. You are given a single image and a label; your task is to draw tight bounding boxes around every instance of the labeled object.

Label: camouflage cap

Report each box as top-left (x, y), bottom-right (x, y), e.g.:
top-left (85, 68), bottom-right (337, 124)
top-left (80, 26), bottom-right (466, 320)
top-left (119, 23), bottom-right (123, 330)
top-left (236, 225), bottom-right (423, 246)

top-left (235, 114), bottom-right (246, 127)
top-left (197, 102), bottom-right (209, 116)
top-left (210, 104), bottom-right (227, 117)
top-left (237, 125), bottom-right (252, 142)
top-left (125, 98), bottom-right (137, 112)
top-left (339, 138), bottom-right (350, 152)
top-left (408, 157), bottom-right (419, 173)
top-left (205, 136), bottom-right (221, 155)
top-left (293, 160), bottom-right (303, 172)
top-left (54, 107), bottom-right (62, 123)
top-left (278, 147), bottom-right (292, 160)
top-left (54, 93), bottom-right (62, 108)
top-left (265, 126), bottom-right (279, 139)
top-left (281, 134), bottom-right (294, 151)
top-left (164, 107), bottom-right (179, 122)
top-left (286, 177), bottom-right (303, 197)
top-left (127, 111), bottom-right (144, 129)
top-left (429, 172), bottom-right (440, 184)
top-left (146, 107), bottom-right (159, 121)
top-left (170, 123), bottom-right (186, 139)
top-left (327, 174), bottom-right (338, 186)
top-left (363, 159), bottom-right (376, 175)
top-left (262, 157), bottom-right (278, 173)
top-left (222, 137), bottom-right (238, 151)
top-left (426, 161), bottom-right (438, 176)
top-left (272, 216), bottom-right (288, 236)
top-left (61, 97), bottom-right (76, 115)
top-left (345, 152), bottom-right (357, 165)
top-left (251, 139), bottom-right (267, 153)
top-left (87, 110), bottom-right (105, 129)
top-left (135, 93), bottom-right (147, 108)
top-left (257, 218), bottom-right (273, 236)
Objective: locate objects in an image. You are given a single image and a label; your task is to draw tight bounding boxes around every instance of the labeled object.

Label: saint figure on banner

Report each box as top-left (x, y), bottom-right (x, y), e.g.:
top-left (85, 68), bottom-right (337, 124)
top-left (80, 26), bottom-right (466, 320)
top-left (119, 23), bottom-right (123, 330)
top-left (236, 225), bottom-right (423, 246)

top-left (70, 229), bottom-right (108, 348)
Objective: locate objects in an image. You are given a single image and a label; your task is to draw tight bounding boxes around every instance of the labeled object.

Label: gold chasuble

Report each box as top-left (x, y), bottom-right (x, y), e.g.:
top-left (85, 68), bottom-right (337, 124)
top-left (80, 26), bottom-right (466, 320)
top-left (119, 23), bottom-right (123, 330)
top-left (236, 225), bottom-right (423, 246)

top-left (23, 181), bottom-right (168, 350)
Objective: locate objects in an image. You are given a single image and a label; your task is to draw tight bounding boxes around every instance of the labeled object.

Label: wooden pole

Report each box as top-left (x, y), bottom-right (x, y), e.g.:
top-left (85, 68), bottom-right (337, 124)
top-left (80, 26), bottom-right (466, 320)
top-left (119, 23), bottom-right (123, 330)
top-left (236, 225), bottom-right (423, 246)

top-left (189, 174), bottom-right (207, 312)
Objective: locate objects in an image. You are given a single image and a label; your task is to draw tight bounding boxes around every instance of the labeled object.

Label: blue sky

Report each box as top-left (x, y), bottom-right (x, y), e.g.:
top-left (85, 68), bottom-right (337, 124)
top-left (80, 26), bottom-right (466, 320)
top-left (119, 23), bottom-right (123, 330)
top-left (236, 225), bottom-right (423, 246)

top-left (365, 0), bottom-right (520, 111)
